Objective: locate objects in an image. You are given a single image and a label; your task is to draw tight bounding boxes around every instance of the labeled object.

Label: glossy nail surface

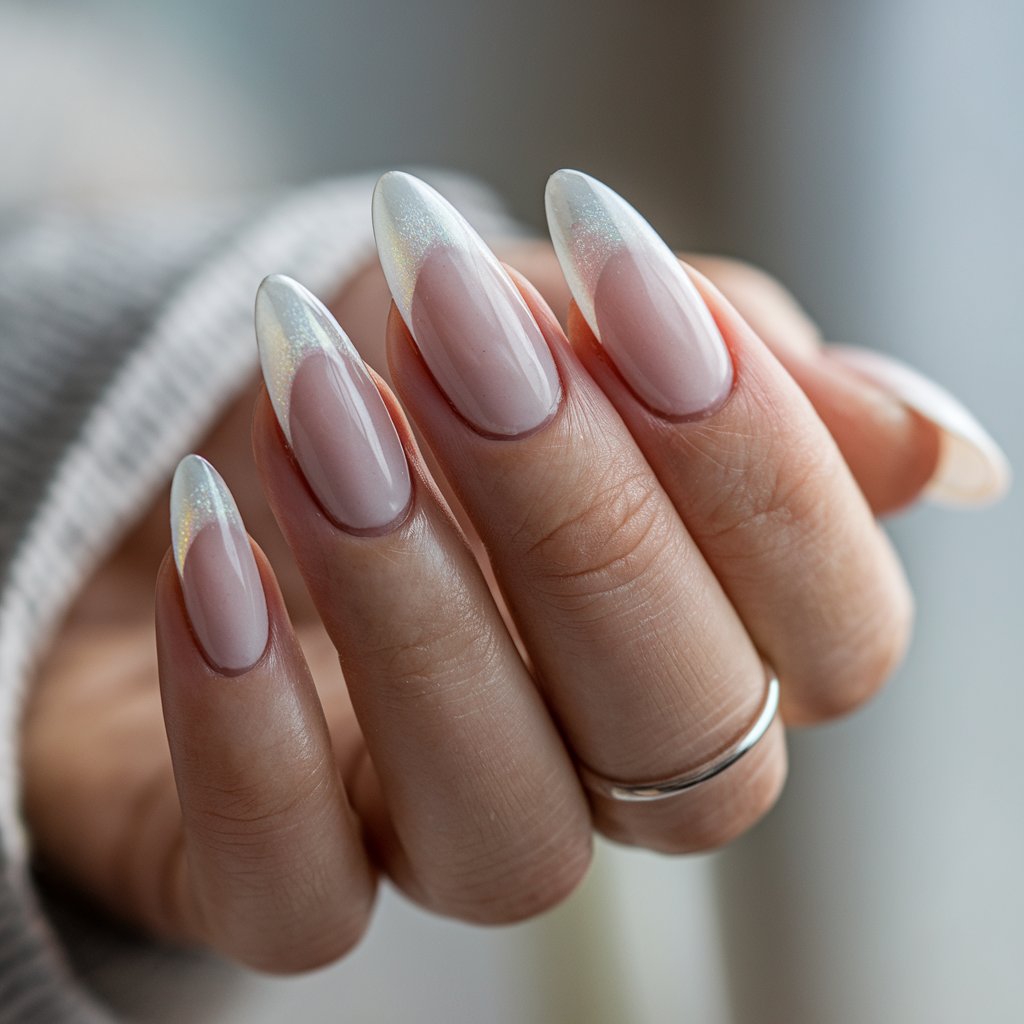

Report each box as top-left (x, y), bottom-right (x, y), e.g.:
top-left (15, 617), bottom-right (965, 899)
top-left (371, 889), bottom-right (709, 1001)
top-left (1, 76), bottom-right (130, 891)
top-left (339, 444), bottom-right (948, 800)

top-left (373, 171), bottom-right (561, 438)
top-left (828, 345), bottom-right (1011, 506)
top-left (546, 169), bottom-right (733, 419)
top-left (256, 274), bottom-right (412, 531)
top-left (171, 455), bottom-right (269, 673)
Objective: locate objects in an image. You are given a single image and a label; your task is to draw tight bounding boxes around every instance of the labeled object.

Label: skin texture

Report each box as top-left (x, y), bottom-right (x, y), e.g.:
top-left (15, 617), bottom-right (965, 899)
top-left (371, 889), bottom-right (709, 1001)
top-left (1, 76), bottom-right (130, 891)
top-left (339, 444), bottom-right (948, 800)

top-left (21, 242), bottom-right (941, 971)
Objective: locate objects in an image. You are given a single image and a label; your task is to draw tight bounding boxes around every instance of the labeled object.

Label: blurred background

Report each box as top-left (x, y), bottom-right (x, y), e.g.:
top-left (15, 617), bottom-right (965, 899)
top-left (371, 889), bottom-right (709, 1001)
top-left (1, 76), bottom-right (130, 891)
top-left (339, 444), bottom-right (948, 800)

top-left (2, 1), bottom-right (1021, 1021)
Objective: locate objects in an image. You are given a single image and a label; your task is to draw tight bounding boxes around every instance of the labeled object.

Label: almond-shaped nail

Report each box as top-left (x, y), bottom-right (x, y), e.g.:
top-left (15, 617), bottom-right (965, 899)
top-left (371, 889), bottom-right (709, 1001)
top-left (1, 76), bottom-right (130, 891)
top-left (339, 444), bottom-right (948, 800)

top-left (546, 169), bottom-right (733, 419)
top-left (171, 455), bottom-right (269, 673)
top-left (255, 274), bottom-right (412, 532)
top-left (372, 171), bottom-right (561, 438)
top-left (827, 345), bottom-right (1011, 506)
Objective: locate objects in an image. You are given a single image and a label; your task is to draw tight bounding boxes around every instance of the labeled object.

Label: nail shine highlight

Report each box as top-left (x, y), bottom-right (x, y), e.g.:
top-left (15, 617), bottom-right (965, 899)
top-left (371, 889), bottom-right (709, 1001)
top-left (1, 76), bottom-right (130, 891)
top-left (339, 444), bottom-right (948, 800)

top-left (255, 274), bottom-right (412, 532)
top-left (373, 171), bottom-right (561, 438)
top-left (546, 169), bottom-right (733, 419)
top-left (171, 455), bottom-right (269, 673)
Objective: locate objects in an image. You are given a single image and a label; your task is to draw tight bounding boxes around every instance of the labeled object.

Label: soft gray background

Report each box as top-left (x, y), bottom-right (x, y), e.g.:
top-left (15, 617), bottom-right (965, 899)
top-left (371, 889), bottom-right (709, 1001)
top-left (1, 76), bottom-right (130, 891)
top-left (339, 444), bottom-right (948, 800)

top-left (2, 1), bottom-right (1020, 1021)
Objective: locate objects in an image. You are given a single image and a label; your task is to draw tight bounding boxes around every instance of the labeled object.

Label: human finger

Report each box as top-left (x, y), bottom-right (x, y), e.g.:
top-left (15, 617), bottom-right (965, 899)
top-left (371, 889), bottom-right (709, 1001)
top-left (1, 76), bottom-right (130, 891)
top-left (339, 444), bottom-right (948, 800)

top-left (686, 254), bottom-right (1008, 512)
top-left (545, 170), bottom-right (914, 724)
top-left (375, 171), bottom-right (787, 852)
top-left (252, 276), bottom-right (592, 922)
top-left (156, 455), bottom-right (376, 971)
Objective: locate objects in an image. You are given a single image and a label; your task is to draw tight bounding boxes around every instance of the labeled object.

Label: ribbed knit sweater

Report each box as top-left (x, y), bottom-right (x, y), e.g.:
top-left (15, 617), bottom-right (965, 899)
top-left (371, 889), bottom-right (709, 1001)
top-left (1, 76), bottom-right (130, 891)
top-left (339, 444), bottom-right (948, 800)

top-left (0, 172), bottom-right (517, 1022)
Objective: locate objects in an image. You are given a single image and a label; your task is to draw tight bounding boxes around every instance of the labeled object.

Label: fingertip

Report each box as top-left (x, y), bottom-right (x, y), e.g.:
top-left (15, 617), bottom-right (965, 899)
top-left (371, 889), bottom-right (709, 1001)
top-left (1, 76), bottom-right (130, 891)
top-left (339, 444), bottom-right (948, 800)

top-left (793, 352), bottom-right (944, 515)
top-left (826, 344), bottom-right (1011, 509)
top-left (167, 455), bottom-right (270, 674)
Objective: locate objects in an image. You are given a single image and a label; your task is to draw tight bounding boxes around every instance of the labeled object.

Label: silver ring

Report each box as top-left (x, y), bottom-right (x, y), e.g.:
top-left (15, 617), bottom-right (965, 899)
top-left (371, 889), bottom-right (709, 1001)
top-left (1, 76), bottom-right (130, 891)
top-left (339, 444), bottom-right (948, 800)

top-left (576, 671), bottom-right (780, 803)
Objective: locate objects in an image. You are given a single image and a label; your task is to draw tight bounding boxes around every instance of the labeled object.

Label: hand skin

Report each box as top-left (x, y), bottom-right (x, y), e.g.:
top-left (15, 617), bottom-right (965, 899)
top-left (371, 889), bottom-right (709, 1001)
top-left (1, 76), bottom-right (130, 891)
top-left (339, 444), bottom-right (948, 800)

top-left (21, 243), bottom-right (940, 971)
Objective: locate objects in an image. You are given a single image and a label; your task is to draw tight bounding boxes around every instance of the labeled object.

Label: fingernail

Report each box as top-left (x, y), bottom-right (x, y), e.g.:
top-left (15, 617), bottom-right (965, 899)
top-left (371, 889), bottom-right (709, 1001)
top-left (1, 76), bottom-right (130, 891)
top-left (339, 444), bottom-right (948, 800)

top-left (255, 274), bottom-right (412, 532)
top-left (171, 456), bottom-right (269, 673)
top-left (372, 171), bottom-right (561, 438)
top-left (545, 169), bottom-right (733, 419)
top-left (827, 345), bottom-right (1011, 506)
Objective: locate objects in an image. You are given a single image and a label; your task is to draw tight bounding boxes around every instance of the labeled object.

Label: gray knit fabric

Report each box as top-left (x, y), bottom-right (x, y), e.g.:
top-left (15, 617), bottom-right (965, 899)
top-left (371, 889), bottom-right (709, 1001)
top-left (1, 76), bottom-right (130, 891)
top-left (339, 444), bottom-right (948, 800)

top-left (0, 172), bottom-right (519, 1021)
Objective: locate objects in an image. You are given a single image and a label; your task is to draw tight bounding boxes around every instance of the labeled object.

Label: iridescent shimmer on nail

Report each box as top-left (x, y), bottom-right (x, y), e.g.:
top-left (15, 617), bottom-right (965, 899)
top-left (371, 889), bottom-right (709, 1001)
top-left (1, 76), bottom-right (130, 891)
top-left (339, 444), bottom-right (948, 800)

top-left (372, 171), bottom-right (562, 438)
top-left (171, 454), bottom-right (246, 574)
top-left (546, 169), bottom-right (733, 419)
top-left (254, 273), bottom-right (412, 531)
top-left (171, 455), bottom-right (269, 673)
top-left (545, 173), bottom-right (626, 333)
top-left (255, 274), bottom-right (363, 443)
top-left (371, 174), bottom-right (469, 317)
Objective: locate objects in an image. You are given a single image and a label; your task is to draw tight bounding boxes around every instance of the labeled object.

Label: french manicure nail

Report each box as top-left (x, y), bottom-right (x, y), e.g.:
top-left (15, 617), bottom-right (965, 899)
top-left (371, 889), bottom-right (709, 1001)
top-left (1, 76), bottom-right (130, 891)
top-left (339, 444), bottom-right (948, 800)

top-left (827, 345), bottom-right (1011, 506)
top-left (372, 171), bottom-right (561, 438)
top-left (546, 169), bottom-right (733, 419)
top-left (255, 274), bottom-right (412, 532)
top-left (171, 455), bottom-right (270, 673)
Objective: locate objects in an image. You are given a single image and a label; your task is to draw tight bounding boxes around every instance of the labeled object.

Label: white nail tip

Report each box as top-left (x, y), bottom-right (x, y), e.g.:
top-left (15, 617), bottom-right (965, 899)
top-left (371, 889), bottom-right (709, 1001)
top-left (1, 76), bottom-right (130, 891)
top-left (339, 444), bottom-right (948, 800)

top-left (828, 345), bottom-right (1011, 506)
top-left (372, 171), bottom-right (561, 436)
top-left (170, 455), bottom-right (244, 574)
top-left (254, 274), bottom-right (359, 442)
top-left (371, 171), bottom-right (527, 321)
top-left (545, 169), bottom-right (731, 418)
top-left (544, 168), bottom-right (706, 334)
top-left (373, 171), bottom-right (453, 320)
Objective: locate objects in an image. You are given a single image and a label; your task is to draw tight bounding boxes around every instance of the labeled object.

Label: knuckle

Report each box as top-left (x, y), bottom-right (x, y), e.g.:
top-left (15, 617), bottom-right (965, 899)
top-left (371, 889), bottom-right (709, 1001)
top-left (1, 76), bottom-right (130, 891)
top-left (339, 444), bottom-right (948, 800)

top-left (692, 425), bottom-right (914, 725)
top-left (431, 808), bottom-right (593, 925)
top-left (366, 609), bottom-right (509, 712)
top-left (190, 754), bottom-right (335, 851)
top-left (696, 428), bottom-right (833, 554)
top-left (727, 260), bottom-right (804, 314)
top-left (852, 587), bottom-right (913, 701)
top-left (519, 463), bottom-right (674, 607)
top-left (796, 576), bottom-right (915, 724)
top-left (194, 811), bottom-right (376, 972)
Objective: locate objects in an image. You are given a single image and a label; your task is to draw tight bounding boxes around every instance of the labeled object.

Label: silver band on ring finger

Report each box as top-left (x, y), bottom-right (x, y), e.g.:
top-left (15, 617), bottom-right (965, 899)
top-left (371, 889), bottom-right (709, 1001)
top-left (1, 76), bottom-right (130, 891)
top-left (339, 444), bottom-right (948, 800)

top-left (576, 667), bottom-right (780, 803)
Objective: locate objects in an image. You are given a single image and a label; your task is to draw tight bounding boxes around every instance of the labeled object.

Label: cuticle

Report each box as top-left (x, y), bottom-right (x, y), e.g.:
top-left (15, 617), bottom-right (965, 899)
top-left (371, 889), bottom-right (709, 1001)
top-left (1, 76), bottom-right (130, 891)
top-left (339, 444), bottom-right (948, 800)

top-left (323, 485), bottom-right (417, 539)
top-left (463, 385), bottom-right (564, 443)
top-left (195, 622), bottom-right (268, 679)
top-left (621, 335), bottom-right (738, 425)
top-left (207, 649), bottom-right (265, 679)
top-left (650, 372), bottom-right (737, 425)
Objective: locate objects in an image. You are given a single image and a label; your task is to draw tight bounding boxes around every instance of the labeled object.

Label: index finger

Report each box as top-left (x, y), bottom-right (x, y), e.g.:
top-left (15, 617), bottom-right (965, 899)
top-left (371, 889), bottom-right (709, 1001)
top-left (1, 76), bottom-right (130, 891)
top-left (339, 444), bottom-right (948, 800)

top-left (157, 456), bottom-right (375, 971)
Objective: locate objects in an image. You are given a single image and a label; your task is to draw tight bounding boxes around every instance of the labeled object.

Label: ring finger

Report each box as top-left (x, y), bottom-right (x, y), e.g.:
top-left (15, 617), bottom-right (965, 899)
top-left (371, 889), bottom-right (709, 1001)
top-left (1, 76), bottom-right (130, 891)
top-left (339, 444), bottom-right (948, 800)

top-left (544, 171), bottom-right (913, 725)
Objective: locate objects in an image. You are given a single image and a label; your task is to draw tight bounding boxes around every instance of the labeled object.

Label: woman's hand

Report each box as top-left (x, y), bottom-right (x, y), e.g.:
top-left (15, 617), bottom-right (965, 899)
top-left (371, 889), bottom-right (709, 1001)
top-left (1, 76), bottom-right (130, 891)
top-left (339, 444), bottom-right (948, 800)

top-left (23, 173), bottom-right (1000, 974)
